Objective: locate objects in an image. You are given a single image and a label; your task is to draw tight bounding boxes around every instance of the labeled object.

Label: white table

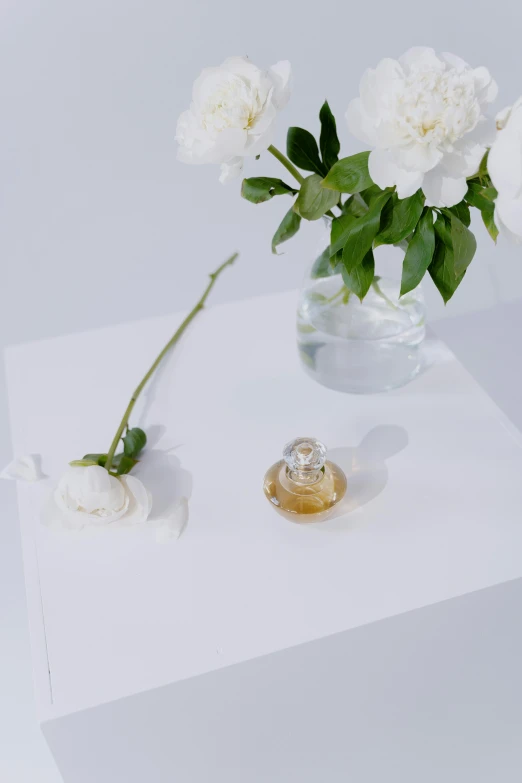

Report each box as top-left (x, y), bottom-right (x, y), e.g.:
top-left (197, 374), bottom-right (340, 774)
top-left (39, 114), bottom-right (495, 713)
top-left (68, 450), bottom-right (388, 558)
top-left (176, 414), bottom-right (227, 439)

top-left (6, 290), bottom-right (522, 782)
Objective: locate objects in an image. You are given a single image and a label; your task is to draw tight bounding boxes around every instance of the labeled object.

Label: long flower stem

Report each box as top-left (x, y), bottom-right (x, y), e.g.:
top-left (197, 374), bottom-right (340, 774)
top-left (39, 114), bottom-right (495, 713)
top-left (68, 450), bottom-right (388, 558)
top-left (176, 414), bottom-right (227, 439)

top-left (104, 253), bottom-right (238, 472)
top-left (268, 145), bottom-right (338, 218)
top-left (268, 145), bottom-right (304, 185)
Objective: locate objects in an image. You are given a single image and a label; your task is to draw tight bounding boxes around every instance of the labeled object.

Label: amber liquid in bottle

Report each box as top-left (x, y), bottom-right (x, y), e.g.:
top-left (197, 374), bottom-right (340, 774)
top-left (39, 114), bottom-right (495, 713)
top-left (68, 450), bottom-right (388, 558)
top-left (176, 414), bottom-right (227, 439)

top-left (263, 438), bottom-right (347, 523)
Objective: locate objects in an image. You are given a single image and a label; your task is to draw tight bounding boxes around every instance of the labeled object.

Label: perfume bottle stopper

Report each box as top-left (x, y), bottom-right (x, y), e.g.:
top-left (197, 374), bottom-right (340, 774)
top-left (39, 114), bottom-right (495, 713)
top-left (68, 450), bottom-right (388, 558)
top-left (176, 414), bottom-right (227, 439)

top-left (263, 437), bottom-right (347, 523)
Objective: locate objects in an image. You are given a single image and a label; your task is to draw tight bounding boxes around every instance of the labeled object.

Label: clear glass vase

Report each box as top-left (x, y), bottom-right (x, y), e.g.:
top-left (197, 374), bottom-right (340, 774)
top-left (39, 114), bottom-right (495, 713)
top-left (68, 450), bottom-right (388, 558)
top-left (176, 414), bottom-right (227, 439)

top-left (297, 223), bottom-right (426, 394)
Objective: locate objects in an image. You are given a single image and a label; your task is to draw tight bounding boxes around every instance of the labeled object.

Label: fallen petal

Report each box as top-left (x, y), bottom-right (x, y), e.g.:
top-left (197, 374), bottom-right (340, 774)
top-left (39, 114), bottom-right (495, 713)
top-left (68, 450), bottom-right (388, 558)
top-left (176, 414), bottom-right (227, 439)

top-left (1, 454), bottom-right (46, 482)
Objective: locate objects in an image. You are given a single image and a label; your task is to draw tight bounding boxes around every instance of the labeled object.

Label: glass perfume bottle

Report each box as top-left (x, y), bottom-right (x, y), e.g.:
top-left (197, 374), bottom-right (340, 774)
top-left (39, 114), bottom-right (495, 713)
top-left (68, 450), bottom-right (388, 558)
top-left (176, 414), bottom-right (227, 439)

top-left (263, 437), bottom-right (347, 523)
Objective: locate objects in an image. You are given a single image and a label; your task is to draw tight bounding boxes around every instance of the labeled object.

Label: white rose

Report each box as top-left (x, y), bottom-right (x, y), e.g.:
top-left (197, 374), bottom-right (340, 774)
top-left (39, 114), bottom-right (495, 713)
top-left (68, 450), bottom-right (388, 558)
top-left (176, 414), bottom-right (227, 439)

top-left (488, 97), bottom-right (522, 242)
top-left (176, 56), bottom-right (292, 183)
top-left (41, 465), bottom-right (152, 531)
top-left (346, 47), bottom-right (497, 207)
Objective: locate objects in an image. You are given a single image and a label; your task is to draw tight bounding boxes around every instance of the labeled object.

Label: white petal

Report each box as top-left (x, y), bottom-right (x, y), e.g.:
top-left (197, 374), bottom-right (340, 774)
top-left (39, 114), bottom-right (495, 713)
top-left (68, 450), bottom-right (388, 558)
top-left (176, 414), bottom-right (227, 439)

top-left (496, 104), bottom-right (513, 131)
top-left (473, 66), bottom-right (498, 103)
top-left (399, 47), bottom-right (442, 71)
top-left (395, 143), bottom-right (443, 173)
top-left (495, 194), bottom-right (522, 239)
top-left (360, 58), bottom-right (402, 118)
top-left (395, 169), bottom-right (424, 199)
top-left (206, 127), bottom-right (249, 163)
top-left (345, 97), bottom-right (377, 145)
top-left (268, 60), bottom-right (292, 109)
top-left (489, 128), bottom-right (522, 199)
top-left (119, 474), bottom-right (152, 525)
top-left (368, 149), bottom-right (423, 197)
top-left (441, 135), bottom-right (489, 178)
top-left (1, 454), bottom-right (45, 482)
top-left (222, 56), bottom-right (263, 84)
top-left (246, 100), bottom-right (277, 140)
top-left (495, 206), bottom-right (522, 244)
top-left (441, 52), bottom-right (469, 71)
top-left (155, 498), bottom-right (189, 543)
top-left (219, 157), bottom-right (244, 184)
top-left (422, 168), bottom-right (468, 207)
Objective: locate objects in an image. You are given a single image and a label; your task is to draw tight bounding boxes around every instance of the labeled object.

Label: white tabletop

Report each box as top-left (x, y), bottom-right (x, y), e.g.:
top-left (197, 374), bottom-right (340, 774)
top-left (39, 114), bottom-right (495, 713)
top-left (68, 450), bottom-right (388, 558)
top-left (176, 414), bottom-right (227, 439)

top-left (6, 290), bottom-right (522, 721)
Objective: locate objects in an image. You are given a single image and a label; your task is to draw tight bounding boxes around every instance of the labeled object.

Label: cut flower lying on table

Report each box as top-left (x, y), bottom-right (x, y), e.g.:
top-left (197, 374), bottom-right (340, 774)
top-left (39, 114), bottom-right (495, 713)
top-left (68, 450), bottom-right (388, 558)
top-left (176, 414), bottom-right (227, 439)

top-left (177, 47), bottom-right (522, 304)
top-left (4, 255), bottom-right (237, 539)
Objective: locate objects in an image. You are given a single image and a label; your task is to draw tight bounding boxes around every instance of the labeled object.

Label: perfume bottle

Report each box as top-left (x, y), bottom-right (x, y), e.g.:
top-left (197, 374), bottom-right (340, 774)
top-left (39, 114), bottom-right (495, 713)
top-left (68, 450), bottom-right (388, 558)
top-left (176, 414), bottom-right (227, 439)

top-left (263, 437), bottom-right (347, 523)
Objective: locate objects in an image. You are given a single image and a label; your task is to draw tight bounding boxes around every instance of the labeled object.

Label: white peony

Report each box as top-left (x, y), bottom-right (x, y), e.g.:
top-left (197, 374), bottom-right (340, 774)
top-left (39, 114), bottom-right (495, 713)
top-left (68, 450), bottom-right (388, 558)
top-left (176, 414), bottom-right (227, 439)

top-left (488, 97), bottom-right (522, 242)
top-left (41, 465), bottom-right (152, 531)
top-left (176, 56), bottom-right (292, 183)
top-left (346, 47), bottom-right (497, 207)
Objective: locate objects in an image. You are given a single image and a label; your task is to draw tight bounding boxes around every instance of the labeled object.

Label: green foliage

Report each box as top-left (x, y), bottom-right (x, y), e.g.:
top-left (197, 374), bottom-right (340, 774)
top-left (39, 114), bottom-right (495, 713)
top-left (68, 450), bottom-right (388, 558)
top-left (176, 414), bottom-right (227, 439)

top-left (319, 101), bottom-right (340, 171)
top-left (294, 174), bottom-right (339, 220)
top-left (68, 450), bottom-right (137, 475)
top-left (241, 177), bottom-right (297, 204)
top-left (311, 247), bottom-right (339, 278)
top-left (341, 248), bottom-right (375, 301)
top-left (112, 454), bottom-right (139, 475)
top-left (83, 453), bottom-right (108, 466)
top-left (447, 200), bottom-right (471, 227)
top-left (272, 208), bottom-right (301, 254)
top-left (465, 182), bottom-right (499, 242)
top-left (375, 190), bottom-right (425, 247)
top-left (429, 216), bottom-right (467, 303)
top-left (322, 152), bottom-right (372, 193)
top-left (443, 210), bottom-right (477, 276)
top-left (400, 209), bottom-right (436, 296)
top-left (123, 427), bottom-right (147, 458)
top-left (340, 190), bottom-right (392, 268)
top-left (330, 213), bottom-right (357, 255)
top-left (287, 127), bottom-right (326, 177)
top-left (342, 193), bottom-right (368, 217)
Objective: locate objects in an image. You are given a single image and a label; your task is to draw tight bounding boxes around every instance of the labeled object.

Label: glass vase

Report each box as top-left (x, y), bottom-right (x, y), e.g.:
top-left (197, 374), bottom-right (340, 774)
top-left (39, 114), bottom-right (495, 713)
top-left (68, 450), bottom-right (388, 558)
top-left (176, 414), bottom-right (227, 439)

top-left (296, 223), bottom-right (426, 394)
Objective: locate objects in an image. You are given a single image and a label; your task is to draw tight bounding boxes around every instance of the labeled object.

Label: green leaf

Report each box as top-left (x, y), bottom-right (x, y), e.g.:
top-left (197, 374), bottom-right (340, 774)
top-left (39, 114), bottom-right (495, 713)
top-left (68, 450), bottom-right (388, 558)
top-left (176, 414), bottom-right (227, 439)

top-left (340, 190), bottom-right (392, 267)
top-left (400, 209), bottom-right (435, 296)
top-left (447, 212), bottom-right (477, 276)
top-left (241, 177), bottom-right (297, 204)
top-left (287, 127), bottom-right (326, 176)
top-left (478, 149), bottom-right (490, 180)
top-left (294, 174), bottom-right (339, 221)
top-left (341, 248), bottom-right (375, 301)
top-left (375, 190), bottom-right (425, 247)
top-left (447, 200), bottom-right (471, 227)
top-left (319, 101), bottom-right (340, 171)
top-left (465, 182), bottom-right (497, 210)
top-left (429, 217), bottom-right (466, 303)
top-left (69, 459), bottom-right (99, 467)
top-left (311, 247), bottom-right (339, 278)
top-left (82, 453), bottom-right (108, 467)
top-left (272, 208), bottom-right (301, 254)
top-left (481, 208), bottom-right (499, 243)
top-left (112, 454), bottom-right (139, 475)
top-left (342, 193), bottom-right (368, 218)
top-left (329, 213), bottom-right (357, 256)
top-left (321, 152), bottom-right (372, 193)
top-left (123, 427), bottom-right (147, 458)
top-left (465, 183), bottom-right (499, 242)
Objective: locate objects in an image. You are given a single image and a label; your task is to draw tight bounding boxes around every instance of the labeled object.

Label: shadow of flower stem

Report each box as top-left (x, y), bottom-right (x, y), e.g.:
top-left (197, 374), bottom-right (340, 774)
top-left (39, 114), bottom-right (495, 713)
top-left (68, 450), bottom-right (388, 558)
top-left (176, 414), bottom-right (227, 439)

top-left (104, 252), bottom-right (238, 472)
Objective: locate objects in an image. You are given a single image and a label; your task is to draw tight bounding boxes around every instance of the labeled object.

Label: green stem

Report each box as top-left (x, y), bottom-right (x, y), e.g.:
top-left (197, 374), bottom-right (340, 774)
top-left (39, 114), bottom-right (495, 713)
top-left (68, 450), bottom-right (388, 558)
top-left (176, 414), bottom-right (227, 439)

top-left (268, 145), bottom-right (304, 185)
top-left (268, 145), bottom-right (339, 219)
top-left (372, 278), bottom-right (399, 311)
top-left (104, 253), bottom-right (238, 472)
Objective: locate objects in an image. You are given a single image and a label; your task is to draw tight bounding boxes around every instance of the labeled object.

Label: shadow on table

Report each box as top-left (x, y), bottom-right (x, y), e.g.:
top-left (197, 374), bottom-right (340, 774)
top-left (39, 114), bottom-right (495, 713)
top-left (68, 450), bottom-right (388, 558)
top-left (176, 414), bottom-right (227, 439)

top-left (134, 426), bottom-right (193, 538)
top-left (320, 424), bottom-right (408, 532)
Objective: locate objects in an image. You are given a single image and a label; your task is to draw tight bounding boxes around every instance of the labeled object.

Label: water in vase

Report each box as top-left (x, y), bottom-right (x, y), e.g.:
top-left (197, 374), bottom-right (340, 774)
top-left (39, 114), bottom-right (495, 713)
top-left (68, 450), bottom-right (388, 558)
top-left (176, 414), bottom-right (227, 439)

top-left (297, 274), bottom-right (426, 394)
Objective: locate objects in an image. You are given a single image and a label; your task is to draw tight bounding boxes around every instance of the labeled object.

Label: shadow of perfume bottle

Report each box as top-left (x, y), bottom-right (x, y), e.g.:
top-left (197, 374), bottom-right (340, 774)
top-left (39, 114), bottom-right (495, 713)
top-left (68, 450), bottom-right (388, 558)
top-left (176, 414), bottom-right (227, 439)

top-left (320, 424), bottom-right (408, 532)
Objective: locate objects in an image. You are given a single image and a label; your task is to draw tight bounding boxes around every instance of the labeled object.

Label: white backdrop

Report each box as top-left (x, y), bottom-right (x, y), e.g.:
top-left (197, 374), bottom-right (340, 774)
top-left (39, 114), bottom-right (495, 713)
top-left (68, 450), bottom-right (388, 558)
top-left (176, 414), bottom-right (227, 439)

top-left (2, 1), bottom-right (522, 780)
